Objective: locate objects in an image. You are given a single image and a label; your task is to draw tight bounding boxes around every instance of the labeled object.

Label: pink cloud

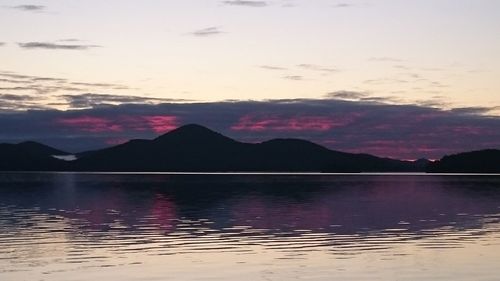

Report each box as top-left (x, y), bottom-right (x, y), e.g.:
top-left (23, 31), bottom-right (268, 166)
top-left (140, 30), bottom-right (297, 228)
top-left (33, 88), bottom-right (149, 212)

top-left (446, 125), bottom-right (486, 135)
top-left (142, 115), bottom-right (179, 134)
top-left (57, 116), bottom-right (123, 133)
top-left (412, 112), bottom-right (446, 122)
top-left (56, 115), bottom-right (179, 134)
top-left (231, 114), bottom-right (358, 132)
top-left (116, 115), bottom-right (150, 132)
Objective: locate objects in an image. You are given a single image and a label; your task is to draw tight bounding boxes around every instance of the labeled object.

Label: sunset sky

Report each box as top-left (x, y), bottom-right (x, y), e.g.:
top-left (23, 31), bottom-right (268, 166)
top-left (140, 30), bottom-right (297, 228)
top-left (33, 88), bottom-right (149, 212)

top-left (1, 0), bottom-right (499, 159)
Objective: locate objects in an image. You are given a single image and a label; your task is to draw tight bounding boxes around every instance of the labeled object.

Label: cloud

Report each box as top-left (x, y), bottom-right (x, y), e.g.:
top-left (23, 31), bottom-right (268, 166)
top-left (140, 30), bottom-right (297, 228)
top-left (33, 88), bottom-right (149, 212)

top-left (259, 65), bottom-right (287, 71)
top-left (0, 71), bottom-right (37, 80)
top-left (56, 115), bottom-right (180, 134)
top-left (0, 78), bottom-right (30, 84)
top-left (18, 42), bottom-right (100, 50)
top-left (283, 75), bottom-right (303, 81)
top-left (328, 90), bottom-right (368, 100)
top-left (56, 116), bottom-right (124, 133)
top-left (0, 42), bottom-right (5, 47)
top-left (0, 71), bottom-right (130, 97)
top-left (368, 57), bottom-right (404, 62)
top-left (60, 93), bottom-right (189, 109)
top-left (32, 77), bottom-right (66, 82)
top-left (0, 94), bottom-right (35, 101)
top-left (222, 1), bottom-right (268, 7)
top-left (231, 115), bottom-right (350, 132)
top-left (259, 64), bottom-right (337, 75)
top-left (0, 93), bottom-right (48, 111)
top-left (1, 98), bottom-right (499, 159)
top-left (327, 91), bottom-right (407, 105)
top-left (9, 5), bottom-right (45, 12)
top-left (57, 39), bottom-right (82, 42)
top-left (0, 84), bottom-right (83, 95)
top-left (69, 82), bottom-right (129, 90)
top-left (189, 27), bottom-right (224, 37)
top-left (0, 86), bottom-right (40, 92)
top-left (450, 107), bottom-right (500, 115)
top-left (297, 64), bottom-right (338, 73)
top-left (332, 3), bottom-right (354, 8)
top-left (363, 78), bottom-right (410, 85)
top-left (0, 70), bottom-right (184, 110)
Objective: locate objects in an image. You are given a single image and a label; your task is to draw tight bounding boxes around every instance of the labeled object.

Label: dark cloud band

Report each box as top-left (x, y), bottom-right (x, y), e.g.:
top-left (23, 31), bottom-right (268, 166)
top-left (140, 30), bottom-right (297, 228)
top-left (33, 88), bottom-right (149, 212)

top-left (9, 5), bottom-right (45, 11)
top-left (189, 27), bottom-right (224, 37)
top-left (0, 71), bottom-right (130, 102)
top-left (18, 42), bottom-right (100, 50)
top-left (222, 1), bottom-right (267, 7)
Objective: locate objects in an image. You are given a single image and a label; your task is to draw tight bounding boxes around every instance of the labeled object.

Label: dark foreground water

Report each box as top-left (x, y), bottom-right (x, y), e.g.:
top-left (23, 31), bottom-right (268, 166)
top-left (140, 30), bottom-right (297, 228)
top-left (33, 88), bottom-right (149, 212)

top-left (1, 173), bottom-right (500, 281)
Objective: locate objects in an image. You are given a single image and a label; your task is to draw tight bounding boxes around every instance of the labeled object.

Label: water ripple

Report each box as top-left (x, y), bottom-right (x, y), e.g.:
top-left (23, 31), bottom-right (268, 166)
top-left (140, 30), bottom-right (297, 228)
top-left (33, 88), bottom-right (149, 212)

top-left (1, 174), bottom-right (500, 280)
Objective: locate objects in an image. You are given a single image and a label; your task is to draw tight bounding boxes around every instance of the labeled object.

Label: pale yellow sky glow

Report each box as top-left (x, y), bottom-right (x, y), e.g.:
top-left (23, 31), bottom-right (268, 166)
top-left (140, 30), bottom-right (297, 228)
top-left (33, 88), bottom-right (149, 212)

top-left (0, 0), bottom-right (499, 113)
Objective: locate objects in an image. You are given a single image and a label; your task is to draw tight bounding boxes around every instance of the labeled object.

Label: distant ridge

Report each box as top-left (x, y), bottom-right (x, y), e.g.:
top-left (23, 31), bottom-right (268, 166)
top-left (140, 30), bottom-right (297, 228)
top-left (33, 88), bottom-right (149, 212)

top-left (427, 149), bottom-right (500, 173)
top-left (154, 124), bottom-right (235, 144)
top-left (0, 141), bottom-right (68, 171)
top-left (17, 141), bottom-right (69, 156)
top-left (0, 124), bottom-right (497, 173)
top-left (72, 124), bottom-right (422, 172)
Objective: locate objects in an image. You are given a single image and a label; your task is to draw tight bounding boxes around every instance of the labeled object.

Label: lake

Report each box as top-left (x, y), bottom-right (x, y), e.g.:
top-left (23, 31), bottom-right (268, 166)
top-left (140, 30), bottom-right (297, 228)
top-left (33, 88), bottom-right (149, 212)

top-left (1, 173), bottom-right (500, 281)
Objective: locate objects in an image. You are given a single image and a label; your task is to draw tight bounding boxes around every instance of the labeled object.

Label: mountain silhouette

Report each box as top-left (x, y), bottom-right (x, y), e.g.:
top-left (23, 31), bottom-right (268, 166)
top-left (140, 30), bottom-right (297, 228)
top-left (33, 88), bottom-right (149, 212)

top-left (0, 141), bottom-right (68, 171)
top-left (427, 149), bottom-right (500, 173)
top-left (0, 124), bottom-right (500, 173)
top-left (4, 124), bottom-right (496, 173)
top-left (73, 124), bottom-right (422, 172)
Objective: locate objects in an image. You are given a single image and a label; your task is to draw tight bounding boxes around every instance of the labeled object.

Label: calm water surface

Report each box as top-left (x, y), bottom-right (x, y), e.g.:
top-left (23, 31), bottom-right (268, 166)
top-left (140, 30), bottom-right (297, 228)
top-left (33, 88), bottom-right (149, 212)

top-left (1, 173), bottom-right (500, 281)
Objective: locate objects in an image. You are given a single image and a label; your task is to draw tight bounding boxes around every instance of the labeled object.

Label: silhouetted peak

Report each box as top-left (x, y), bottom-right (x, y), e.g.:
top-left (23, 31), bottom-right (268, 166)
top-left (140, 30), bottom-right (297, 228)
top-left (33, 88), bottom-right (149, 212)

top-left (16, 141), bottom-right (68, 155)
top-left (154, 124), bottom-right (236, 144)
top-left (428, 149), bottom-right (500, 173)
top-left (170, 124), bottom-right (215, 135)
top-left (18, 141), bottom-right (41, 146)
top-left (261, 138), bottom-right (329, 150)
top-left (17, 141), bottom-right (50, 149)
top-left (441, 149), bottom-right (500, 160)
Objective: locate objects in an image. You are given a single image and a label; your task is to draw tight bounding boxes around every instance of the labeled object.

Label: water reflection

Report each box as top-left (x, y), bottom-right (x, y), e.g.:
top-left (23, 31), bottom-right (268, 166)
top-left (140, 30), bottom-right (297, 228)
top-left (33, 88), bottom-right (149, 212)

top-left (1, 173), bottom-right (500, 280)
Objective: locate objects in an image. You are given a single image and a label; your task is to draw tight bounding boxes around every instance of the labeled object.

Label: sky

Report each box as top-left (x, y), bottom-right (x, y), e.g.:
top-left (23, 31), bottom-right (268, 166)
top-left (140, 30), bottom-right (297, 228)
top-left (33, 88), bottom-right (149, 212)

top-left (0, 0), bottom-right (499, 159)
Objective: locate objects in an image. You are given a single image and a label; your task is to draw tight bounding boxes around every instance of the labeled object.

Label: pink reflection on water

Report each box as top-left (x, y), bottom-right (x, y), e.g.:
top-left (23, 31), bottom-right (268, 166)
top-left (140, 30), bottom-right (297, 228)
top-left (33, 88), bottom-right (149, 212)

top-left (150, 194), bottom-right (177, 233)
